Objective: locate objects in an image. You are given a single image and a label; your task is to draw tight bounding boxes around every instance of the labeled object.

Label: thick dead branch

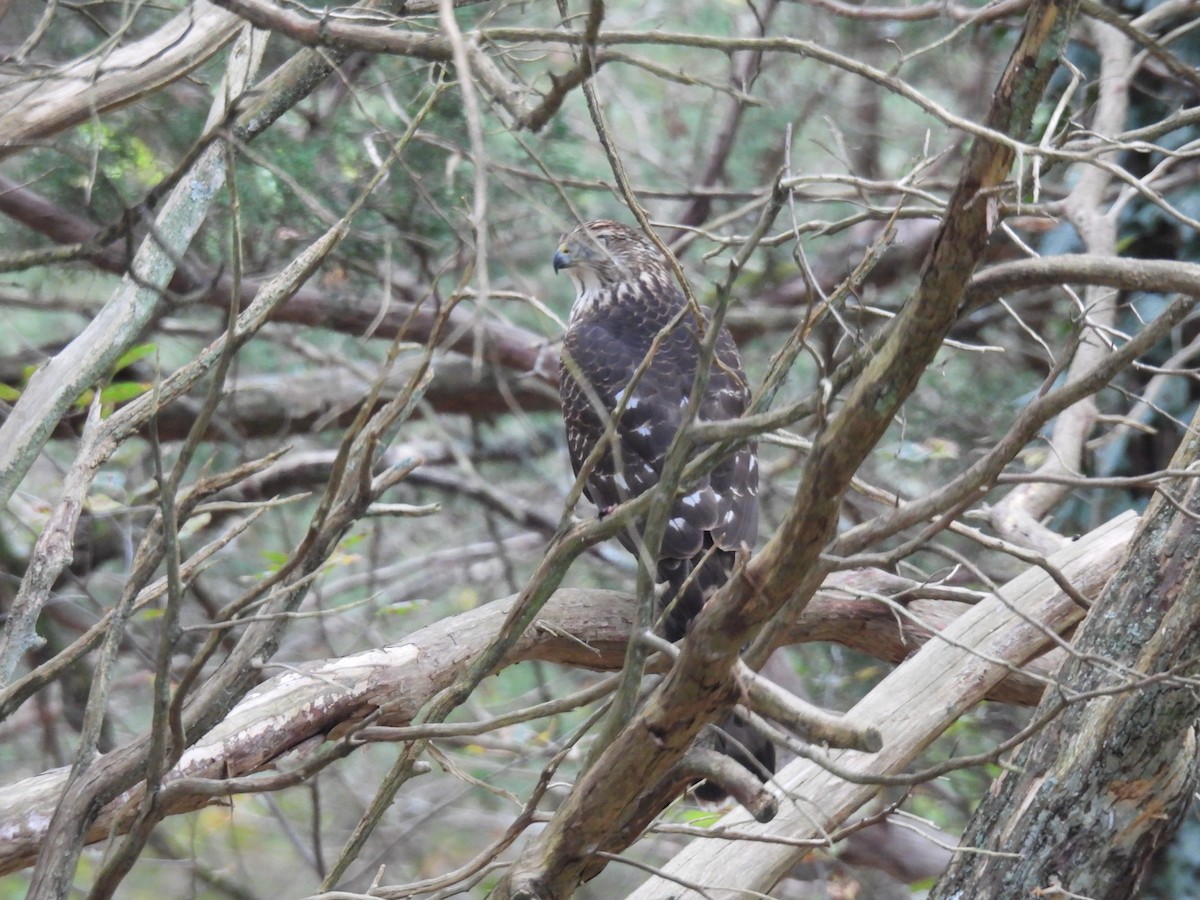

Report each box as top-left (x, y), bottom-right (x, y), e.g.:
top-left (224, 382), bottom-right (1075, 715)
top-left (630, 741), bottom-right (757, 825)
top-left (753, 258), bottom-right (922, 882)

top-left (626, 511), bottom-right (1135, 897)
top-left (208, 0), bottom-right (539, 125)
top-left (964, 254), bottom-right (1200, 310)
top-left (0, 0), bottom-right (491, 152)
top-left (147, 356), bottom-right (558, 441)
top-left (0, 511), bottom-right (1133, 877)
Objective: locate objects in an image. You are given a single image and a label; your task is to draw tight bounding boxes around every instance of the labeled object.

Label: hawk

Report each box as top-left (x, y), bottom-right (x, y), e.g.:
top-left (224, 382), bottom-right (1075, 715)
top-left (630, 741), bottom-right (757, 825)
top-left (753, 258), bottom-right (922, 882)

top-left (554, 219), bottom-right (773, 800)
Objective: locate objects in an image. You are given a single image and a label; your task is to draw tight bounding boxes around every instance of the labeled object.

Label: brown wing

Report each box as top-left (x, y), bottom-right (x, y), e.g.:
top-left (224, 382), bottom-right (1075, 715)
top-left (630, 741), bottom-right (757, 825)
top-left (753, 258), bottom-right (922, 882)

top-left (560, 296), bottom-right (758, 617)
top-left (701, 327), bottom-right (758, 552)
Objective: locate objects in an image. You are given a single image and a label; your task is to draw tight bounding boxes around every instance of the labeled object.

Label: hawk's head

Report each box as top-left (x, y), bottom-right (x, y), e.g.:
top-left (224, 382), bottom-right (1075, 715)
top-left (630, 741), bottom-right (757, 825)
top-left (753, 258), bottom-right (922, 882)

top-left (553, 220), bottom-right (674, 319)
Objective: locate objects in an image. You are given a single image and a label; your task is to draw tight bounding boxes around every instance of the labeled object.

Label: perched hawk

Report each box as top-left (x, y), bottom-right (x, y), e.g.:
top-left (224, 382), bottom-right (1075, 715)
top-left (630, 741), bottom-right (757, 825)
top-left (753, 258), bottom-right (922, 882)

top-left (554, 219), bottom-right (773, 799)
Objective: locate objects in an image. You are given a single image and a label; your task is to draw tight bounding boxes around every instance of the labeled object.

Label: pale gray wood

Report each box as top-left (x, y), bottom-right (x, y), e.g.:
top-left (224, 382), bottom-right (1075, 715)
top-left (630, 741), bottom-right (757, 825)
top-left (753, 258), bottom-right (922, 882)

top-left (0, 2), bottom-right (240, 152)
top-left (626, 511), bottom-right (1138, 899)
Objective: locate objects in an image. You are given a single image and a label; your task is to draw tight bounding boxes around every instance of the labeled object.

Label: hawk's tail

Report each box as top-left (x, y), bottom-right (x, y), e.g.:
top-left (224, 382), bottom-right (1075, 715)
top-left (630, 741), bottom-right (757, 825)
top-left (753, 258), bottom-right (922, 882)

top-left (693, 713), bottom-right (777, 803)
top-left (656, 547), bottom-right (737, 643)
top-left (657, 548), bottom-right (775, 802)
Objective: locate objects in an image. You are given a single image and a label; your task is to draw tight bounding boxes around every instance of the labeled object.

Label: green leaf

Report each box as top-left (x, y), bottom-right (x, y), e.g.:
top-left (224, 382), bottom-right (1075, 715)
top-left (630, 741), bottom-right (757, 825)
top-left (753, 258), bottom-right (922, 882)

top-left (260, 550), bottom-right (289, 571)
top-left (99, 381), bottom-right (151, 404)
top-left (381, 601), bottom-right (419, 615)
top-left (0, 383), bottom-right (20, 402)
top-left (113, 342), bottom-right (157, 371)
top-left (340, 532), bottom-right (366, 550)
top-left (678, 807), bottom-right (721, 827)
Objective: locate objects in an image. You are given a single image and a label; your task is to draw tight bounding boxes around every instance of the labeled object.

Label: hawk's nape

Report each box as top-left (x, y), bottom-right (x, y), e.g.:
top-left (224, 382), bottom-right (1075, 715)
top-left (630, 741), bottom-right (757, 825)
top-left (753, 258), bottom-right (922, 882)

top-left (554, 218), bottom-right (774, 803)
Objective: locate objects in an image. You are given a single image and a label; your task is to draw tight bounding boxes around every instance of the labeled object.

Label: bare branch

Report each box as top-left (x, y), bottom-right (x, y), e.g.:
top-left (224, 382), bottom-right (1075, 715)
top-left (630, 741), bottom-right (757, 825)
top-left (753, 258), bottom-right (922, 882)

top-left (626, 511), bottom-right (1135, 897)
top-left (0, 3), bottom-right (242, 154)
top-left (0, 512), bottom-right (1133, 877)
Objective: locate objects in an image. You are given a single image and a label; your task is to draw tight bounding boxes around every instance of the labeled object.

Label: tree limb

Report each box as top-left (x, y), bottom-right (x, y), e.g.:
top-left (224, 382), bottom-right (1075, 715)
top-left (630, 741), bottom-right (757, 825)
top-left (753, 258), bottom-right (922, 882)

top-left (0, 512), bottom-right (1133, 877)
top-left (0, 2), bottom-right (242, 155)
top-left (626, 510), bottom-right (1135, 897)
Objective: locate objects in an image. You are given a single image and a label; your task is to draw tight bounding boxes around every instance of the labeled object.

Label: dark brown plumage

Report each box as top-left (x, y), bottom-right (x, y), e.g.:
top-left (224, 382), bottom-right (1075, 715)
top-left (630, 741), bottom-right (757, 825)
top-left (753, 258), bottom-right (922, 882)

top-left (554, 219), bottom-right (773, 800)
top-left (555, 220), bottom-right (758, 639)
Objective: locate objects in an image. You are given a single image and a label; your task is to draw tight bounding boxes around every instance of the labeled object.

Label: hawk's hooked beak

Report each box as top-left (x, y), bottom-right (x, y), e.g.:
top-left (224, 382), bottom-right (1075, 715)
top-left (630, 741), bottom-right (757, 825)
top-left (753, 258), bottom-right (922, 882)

top-left (553, 248), bottom-right (572, 274)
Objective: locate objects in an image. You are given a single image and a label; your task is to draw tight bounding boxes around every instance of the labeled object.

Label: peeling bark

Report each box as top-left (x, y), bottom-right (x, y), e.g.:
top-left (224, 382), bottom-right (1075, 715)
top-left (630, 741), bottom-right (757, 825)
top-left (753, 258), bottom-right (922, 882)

top-left (930, 417), bottom-right (1200, 900)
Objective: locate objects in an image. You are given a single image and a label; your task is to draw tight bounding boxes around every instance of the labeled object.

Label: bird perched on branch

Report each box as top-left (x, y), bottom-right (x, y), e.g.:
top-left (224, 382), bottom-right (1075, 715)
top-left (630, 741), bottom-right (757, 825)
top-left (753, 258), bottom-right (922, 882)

top-left (554, 218), bottom-right (773, 802)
